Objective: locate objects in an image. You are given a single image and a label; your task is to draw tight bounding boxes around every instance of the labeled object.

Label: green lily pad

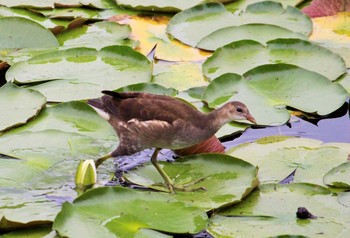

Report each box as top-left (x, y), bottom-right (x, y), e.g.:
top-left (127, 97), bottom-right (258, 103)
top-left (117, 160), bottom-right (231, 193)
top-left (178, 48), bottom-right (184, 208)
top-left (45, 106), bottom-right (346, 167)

top-left (0, 6), bottom-right (70, 30)
top-left (203, 39), bottom-right (346, 81)
top-left (115, 82), bottom-right (178, 96)
top-left (324, 162), bottom-right (350, 188)
top-left (202, 65), bottom-right (348, 125)
top-left (125, 154), bottom-right (259, 210)
top-left (152, 61), bottom-right (209, 91)
top-left (115, 0), bottom-right (216, 12)
top-left (197, 23), bottom-right (307, 51)
top-left (227, 136), bottom-right (349, 185)
top-left (226, 0), bottom-right (303, 13)
top-left (209, 183), bottom-right (350, 237)
top-left (6, 46), bottom-right (151, 101)
top-left (337, 73), bottom-right (350, 94)
top-left (0, 83), bottom-right (46, 132)
top-left (0, 188), bottom-right (62, 230)
top-left (56, 21), bottom-right (136, 49)
top-left (0, 227), bottom-right (55, 237)
top-left (0, 101), bottom-right (117, 161)
top-left (0, 0), bottom-right (112, 9)
top-left (167, 2), bottom-right (311, 47)
top-left (0, 17), bottom-right (59, 49)
top-left (53, 186), bottom-right (208, 237)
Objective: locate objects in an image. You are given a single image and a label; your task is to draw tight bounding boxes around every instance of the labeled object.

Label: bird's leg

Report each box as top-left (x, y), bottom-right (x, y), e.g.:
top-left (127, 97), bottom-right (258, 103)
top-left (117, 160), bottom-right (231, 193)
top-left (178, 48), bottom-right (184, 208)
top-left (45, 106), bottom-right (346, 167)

top-left (150, 148), bottom-right (175, 194)
top-left (95, 154), bottom-right (112, 168)
top-left (150, 148), bottom-right (206, 194)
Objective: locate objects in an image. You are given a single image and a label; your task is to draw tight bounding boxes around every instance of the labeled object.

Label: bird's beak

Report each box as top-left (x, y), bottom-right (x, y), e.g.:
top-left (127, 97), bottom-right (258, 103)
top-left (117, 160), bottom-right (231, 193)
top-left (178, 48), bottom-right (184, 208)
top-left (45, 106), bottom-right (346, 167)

top-left (246, 114), bottom-right (257, 124)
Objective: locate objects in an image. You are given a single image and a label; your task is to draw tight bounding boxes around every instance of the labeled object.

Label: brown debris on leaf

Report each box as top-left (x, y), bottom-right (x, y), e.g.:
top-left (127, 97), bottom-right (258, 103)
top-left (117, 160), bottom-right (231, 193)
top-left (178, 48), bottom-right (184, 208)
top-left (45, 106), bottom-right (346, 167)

top-left (302, 0), bottom-right (350, 18)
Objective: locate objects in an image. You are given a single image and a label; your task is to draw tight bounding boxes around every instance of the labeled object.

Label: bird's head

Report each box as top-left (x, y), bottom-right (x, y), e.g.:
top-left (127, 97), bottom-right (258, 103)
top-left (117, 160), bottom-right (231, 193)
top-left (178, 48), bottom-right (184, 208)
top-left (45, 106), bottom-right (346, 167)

top-left (224, 101), bottom-right (256, 124)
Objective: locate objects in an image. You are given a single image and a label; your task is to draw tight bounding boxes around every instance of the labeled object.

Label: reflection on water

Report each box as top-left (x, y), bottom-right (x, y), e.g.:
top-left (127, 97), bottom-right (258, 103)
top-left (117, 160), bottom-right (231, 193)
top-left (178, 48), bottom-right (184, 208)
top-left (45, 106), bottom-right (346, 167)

top-left (224, 101), bottom-right (350, 149)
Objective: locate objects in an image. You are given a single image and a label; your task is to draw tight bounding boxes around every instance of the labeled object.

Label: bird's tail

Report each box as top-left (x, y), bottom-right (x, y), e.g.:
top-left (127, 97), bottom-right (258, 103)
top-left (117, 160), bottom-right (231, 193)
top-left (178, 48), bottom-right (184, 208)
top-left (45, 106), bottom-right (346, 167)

top-left (87, 98), bottom-right (104, 109)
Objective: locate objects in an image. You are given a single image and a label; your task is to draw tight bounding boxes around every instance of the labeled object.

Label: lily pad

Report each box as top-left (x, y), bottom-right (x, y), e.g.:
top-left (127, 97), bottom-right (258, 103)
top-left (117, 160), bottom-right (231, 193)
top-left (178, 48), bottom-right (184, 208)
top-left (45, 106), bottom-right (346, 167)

top-left (56, 21), bottom-right (136, 49)
top-left (0, 17), bottom-right (59, 49)
top-left (0, 6), bottom-right (70, 30)
top-left (6, 46), bottom-right (151, 101)
top-left (167, 2), bottom-right (311, 47)
top-left (153, 61), bottom-right (209, 91)
top-left (0, 188), bottom-right (62, 230)
top-left (53, 186), bottom-right (208, 237)
top-left (197, 23), bottom-right (307, 51)
top-left (324, 162), bottom-right (350, 188)
top-left (203, 39), bottom-right (346, 81)
top-left (0, 101), bottom-right (117, 161)
top-left (227, 136), bottom-right (349, 185)
top-left (115, 82), bottom-right (177, 96)
top-left (124, 154), bottom-right (259, 210)
top-left (226, 0), bottom-right (303, 13)
top-left (202, 65), bottom-right (348, 125)
top-left (209, 183), bottom-right (350, 237)
top-left (0, 83), bottom-right (46, 132)
top-left (115, 0), bottom-right (217, 12)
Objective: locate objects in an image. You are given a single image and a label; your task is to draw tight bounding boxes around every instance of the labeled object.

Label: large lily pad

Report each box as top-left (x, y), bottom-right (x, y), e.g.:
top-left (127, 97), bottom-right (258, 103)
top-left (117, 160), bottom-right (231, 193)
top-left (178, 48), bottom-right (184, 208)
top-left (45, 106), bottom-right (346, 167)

top-left (226, 0), bottom-right (303, 13)
top-left (167, 2), bottom-right (311, 47)
top-left (209, 183), bottom-right (350, 237)
top-left (203, 39), bottom-right (346, 81)
top-left (0, 101), bottom-right (117, 161)
top-left (197, 23), bottom-right (307, 51)
top-left (125, 154), bottom-right (259, 210)
top-left (115, 0), bottom-right (224, 12)
top-left (53, 186), bottom-right (208, 237)
top-left (324, 162), bottom-right (350, 188)
top-left (0, 83), bottom-right (46, 132)
top-left (6, 46), bottom-right (151, 101)
top-left (56, 21), bottom-right (136, 49)
top-left (202, 65), bottom-right (348, 125)
top-left (0, 6), bottom-right (70, 30)
top-left (0, 17), bottom-right (59, 49)
top-left (227, 136), bottom-right (350, 185)
top-left (152, 61), bottom-right (209, 91)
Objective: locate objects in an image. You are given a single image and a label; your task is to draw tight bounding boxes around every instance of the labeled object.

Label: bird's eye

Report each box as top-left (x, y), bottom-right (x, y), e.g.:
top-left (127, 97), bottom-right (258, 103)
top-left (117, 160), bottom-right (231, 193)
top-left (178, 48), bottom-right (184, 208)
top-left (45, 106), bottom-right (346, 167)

top-left (236, 107), bottom-right (243, 113)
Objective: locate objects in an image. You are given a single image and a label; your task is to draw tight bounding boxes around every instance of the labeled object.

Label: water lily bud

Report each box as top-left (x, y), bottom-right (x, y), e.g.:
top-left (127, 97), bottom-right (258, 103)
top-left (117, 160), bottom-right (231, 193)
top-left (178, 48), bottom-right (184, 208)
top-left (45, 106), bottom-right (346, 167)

top-left (75, 159), bottom-right (97, 191)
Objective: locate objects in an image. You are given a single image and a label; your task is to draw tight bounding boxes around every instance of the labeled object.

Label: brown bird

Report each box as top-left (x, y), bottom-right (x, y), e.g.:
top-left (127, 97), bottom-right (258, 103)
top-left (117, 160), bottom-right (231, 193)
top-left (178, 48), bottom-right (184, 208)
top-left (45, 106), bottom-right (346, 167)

top-left (88, 91), bottom-right (256, 193)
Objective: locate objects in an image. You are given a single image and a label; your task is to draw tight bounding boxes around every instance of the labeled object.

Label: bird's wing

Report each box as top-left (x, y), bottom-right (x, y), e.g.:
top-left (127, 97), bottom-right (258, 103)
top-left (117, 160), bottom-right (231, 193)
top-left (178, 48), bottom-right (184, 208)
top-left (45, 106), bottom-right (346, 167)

top-left (101, 93), bottom-right (203, 125)
top-left (113, 118), bottom-right (179, 155)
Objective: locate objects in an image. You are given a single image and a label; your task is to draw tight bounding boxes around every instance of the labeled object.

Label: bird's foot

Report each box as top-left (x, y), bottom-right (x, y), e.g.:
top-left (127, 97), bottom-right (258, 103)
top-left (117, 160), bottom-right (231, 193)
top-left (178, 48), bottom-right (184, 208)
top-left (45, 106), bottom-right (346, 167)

top-left (163, 177), bottom-right (207, 194)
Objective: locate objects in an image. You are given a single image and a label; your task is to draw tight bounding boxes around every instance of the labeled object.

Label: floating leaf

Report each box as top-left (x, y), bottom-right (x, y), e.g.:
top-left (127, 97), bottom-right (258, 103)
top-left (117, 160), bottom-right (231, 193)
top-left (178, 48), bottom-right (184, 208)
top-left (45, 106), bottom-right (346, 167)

top-left (202, 65), bottom-right (347, 125)
top-left (115, 0), bottom-right (212, 12)
top-left (53, 186), bottom-right (208, 237)
top-left (0, 6), bottom-right (70, 31)
top-left (324, 162), bottom-right (350, 188)
top-left (125, 154), bottom-right (259, 210)
top-left (226, 0), bottom-right (303, 12)
top-left (167, 2), bottom-right (311, 47)
top-left (153, 61), bottom-right (209, 91)
top-left (228, 136), bottom-right (349, 185)
top-left (6, 46), bottom-right (151, 101)
top-left (209, 183), bottom-right (350, 237)
top-left (203, 39), bottom-right (346, 81)
top-left (0, 83), bottom-right (46, 132)
top-left (56, 21), bottom-right (136, 49)
top-left (0, 17), bottom-right (59, 49)
top-left (197, 23), bottom-right (307, 51)
top-left (115, 82), bottom-right (177, 96)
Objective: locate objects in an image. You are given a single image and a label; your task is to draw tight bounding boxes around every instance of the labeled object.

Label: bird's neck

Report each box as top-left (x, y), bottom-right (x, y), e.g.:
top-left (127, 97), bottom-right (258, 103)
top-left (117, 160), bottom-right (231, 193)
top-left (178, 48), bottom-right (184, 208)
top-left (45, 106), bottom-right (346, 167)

top-left (206, 104), bottom-right (232, 132)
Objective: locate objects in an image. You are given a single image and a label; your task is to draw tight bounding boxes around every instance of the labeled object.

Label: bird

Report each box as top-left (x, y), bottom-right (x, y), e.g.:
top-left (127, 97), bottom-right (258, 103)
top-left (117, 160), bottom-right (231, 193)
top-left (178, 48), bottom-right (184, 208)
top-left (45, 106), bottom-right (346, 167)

top-left (88, 91), bottom-right (256, 193)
